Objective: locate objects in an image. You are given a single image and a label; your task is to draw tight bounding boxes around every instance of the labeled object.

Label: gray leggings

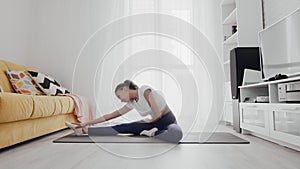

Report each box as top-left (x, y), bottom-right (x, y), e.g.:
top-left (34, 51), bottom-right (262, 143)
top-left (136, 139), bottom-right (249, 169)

top-left (88, 111), bottom-right (183, 143)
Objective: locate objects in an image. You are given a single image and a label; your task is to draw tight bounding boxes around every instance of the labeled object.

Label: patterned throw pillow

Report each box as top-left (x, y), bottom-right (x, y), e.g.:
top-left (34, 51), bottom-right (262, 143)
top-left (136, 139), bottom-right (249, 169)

top-left (6, 70), bottom-right (44, 95)
top-left (27, 70), bottom-right (70, 96)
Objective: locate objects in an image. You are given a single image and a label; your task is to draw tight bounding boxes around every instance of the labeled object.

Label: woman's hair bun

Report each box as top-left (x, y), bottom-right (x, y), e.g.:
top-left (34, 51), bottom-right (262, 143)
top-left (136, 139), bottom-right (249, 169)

top-left (115, 80), bottom-right (138, 92)
top-left (124, 80), bottom-right (132, 85)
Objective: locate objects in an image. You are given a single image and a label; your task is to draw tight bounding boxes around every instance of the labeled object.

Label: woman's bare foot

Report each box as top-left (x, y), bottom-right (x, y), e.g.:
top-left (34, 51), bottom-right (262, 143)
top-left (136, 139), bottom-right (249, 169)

top-left (65, 122), bottom-right (78, 129)
top-left (65, 122), bottom-right (83, 136)
top-left (140, 127), bottom-right (158, 137)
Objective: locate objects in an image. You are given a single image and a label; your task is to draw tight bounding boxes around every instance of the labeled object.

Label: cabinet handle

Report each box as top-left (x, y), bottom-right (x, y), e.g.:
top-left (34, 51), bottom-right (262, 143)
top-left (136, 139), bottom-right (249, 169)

top-left (280, 107), bottom-right (300, 111)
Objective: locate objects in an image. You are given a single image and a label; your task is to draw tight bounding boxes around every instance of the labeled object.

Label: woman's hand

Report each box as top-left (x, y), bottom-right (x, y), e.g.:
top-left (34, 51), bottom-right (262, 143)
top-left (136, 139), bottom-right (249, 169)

top-left (79, 122), bottom-right (88, 128)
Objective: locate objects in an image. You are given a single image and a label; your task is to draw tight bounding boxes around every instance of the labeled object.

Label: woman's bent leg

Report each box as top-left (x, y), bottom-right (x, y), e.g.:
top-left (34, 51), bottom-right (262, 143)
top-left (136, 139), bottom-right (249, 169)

top-left (88, 121), bottom-right (154, 136)
top-left (154, 123), bottom-right (183, 143)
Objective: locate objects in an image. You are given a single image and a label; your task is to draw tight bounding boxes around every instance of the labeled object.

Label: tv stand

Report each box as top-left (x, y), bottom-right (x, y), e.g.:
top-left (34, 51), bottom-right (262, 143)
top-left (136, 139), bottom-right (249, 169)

top-left (239, 76), bottom-right (300, 151)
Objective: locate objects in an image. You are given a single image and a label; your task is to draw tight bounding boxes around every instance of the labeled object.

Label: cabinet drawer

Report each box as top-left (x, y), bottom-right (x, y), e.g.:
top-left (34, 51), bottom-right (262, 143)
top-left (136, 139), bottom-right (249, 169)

top-left (270, 105), bottom-right (300, 146)
top-left (240, 104), bottom-right (270, 135)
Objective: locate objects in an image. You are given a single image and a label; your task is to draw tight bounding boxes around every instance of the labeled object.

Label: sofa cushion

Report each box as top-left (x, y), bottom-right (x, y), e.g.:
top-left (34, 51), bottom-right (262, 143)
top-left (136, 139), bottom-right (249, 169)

top-left (0, 93), bottom-right (33, 123)
top-left (0, 93), bottom-right (75, 123)
top-left (6, 70), bottom-right (44, 95)
top-left (4, 60), bottom-right (32, 71)
top-left (31, 95), bottom-right (74, 119)
top-left (27, 71), bottom-right (70, 96)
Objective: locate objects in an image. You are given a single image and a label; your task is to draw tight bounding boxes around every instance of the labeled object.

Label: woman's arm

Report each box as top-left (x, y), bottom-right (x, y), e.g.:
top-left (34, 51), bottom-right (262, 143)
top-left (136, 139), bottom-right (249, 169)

top-left (143, 89), bottom-right (162, 123)
top-left (81, 105), bottom-right (132, 127)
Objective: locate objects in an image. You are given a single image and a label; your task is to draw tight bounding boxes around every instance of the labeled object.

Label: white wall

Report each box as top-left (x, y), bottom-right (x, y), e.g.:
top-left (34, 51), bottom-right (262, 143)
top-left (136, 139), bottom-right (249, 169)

top-left (28, 0), bottom-right (121, 86)
top-left (264, 0), bottom-right (300, 27)
top-left (0, 0), bottom-right (33, 64)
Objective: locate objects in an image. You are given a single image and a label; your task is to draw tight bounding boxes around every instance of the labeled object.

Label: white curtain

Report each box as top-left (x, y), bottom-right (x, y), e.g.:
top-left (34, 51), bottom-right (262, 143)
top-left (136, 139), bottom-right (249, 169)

top-left (72, 0), bottom-right (224, 133)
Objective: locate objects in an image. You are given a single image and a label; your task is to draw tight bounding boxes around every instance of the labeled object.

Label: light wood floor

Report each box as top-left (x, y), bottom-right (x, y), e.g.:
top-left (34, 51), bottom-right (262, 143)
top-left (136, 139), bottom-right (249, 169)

top-left (1, 124), bottom-right (300, 169)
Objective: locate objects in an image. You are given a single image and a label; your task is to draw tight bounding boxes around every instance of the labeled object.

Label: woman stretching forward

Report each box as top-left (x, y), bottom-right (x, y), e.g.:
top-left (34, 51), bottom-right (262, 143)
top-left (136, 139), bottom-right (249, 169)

top-left (66, 80), bottom-right (183, 143)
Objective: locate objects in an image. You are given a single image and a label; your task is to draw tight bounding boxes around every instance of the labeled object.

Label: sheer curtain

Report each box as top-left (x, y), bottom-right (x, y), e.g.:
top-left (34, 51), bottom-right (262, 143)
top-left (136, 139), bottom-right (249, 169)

top-left (73, 0), bottom-right (224, 133)
top-left (119, 0), bottom-right (194, 123)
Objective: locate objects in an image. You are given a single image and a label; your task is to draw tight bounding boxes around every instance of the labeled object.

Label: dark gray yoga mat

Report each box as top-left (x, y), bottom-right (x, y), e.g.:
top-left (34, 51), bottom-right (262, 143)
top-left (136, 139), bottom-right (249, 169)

top-left (53, 132), bottom-right (249, 144)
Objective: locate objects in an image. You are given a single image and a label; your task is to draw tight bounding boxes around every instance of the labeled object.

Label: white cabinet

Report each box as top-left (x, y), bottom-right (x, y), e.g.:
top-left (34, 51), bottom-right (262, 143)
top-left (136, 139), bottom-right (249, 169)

top-left (221, 0), bottom-right (263, 123)
top-left (239, 77), bottom-right (300, 150)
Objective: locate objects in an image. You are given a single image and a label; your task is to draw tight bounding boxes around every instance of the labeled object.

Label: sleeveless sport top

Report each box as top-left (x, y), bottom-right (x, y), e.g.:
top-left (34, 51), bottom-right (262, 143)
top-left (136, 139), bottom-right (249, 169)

top-left (125, 85), bottom-right (166, 116)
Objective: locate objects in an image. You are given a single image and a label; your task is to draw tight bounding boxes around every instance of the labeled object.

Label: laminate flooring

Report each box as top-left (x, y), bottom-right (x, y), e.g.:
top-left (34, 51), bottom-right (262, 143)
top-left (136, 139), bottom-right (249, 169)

top-left (1, 124), bottom-right (300, 169)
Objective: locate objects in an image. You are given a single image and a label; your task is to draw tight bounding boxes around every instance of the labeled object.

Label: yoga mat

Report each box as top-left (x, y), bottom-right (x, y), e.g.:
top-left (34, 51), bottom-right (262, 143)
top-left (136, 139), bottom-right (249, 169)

top-left (53, 132), bottom-right (249, 144)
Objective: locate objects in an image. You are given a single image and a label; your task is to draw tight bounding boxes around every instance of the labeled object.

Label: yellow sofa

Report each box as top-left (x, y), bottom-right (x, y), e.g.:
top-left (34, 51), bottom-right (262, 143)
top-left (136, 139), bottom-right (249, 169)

top-left (0, 60), bottom-right (77, 149)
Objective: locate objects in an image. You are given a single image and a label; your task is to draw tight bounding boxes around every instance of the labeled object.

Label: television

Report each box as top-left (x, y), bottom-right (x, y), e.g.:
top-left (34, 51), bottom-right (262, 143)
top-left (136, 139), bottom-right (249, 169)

top-left (259, 8), bottom-right (300, 80)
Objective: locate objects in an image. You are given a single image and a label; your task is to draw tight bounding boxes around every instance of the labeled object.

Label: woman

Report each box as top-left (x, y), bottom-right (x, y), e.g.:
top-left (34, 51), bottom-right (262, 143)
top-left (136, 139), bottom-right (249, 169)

top-left (66, 80), bottom-right (183, 143)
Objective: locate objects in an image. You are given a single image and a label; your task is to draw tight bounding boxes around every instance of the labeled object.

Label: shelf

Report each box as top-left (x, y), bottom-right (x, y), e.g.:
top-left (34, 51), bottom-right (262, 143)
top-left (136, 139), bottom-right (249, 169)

top-left (269, 103), bottom-right (300, 106)
top-left (223, 8), bottom-right (237, 25)
top-left (242, 102), bottom-right (270, 105)
top-left (239, 82), bottom-right (268, 89)
top-left (223, 32), bottom-right (237, 45)
top-left (222, 0), bottom-right (235, 5)
top-left (239, 76), bottom-right (300, 89)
